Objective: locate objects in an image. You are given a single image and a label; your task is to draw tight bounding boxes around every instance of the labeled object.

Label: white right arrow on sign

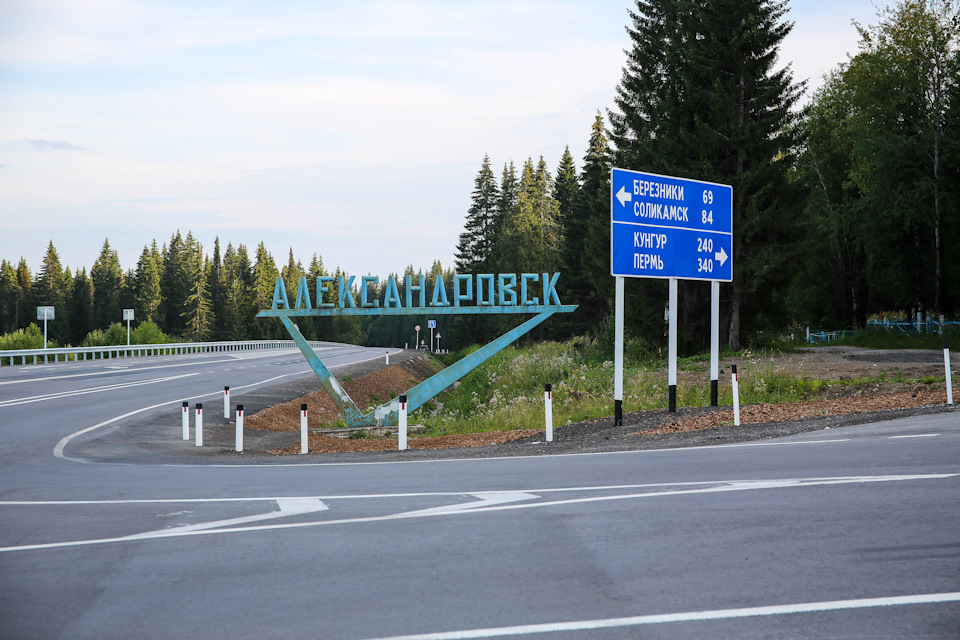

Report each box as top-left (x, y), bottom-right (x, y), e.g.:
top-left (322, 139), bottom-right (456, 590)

top-left (715, 246), bottom-right (728, 266)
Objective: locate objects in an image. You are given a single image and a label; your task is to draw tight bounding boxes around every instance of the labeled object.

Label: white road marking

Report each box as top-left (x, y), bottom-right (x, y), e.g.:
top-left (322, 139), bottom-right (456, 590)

top-left (129, 498), bottom-right (328, 539)
top-left (890, 434), bottom-right (940, 439)
top-left (0, 373), bottom-right (200, 408)
top-left (1, 474), bottom-right (953, 553)
top-left (0, 358), bottom-right (238, 385)
top-left (396, 492), bottom-right (539, 517)
top-left (52, 371), bottom-right (311, 461)
top-left (358, 593), bottom-right (960, 639)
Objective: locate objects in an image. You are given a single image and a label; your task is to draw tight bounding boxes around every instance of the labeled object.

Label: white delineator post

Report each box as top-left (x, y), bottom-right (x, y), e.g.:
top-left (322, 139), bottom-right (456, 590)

top-left (386, 351), bottom-right (389, 365)
top-left (614, 276), bottom-right (625, 426)
top-left (300, 403), bottom-right (308, 454)
top-left (944, 342), bottom-right (954, 406)
top-left (732, 365), bottom-right (741, 426)
top-left (398, 395), bottom-right (408, 451)
top-left (182, 401), bottom-right (189, 440)
top-left (544, 383), bottom-right (553, 442)
top-left (223, 386), bottom-right (230, 419)
top-left (235, 404), bottom-right (244, 452)
top-left (195, 403), bottom-right (203, 447)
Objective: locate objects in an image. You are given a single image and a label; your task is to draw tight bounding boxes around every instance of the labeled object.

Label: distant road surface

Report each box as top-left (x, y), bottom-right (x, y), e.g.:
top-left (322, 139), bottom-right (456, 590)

top-left (1, 346), bottom-right (958, 639)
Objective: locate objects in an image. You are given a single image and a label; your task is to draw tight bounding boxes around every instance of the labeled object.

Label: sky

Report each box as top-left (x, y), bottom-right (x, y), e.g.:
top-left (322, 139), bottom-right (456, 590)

top-left (1, 0), bottom-right (883, 279)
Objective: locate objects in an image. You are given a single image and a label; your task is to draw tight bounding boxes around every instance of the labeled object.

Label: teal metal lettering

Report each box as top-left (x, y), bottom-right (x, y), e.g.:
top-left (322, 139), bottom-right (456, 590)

top-left (317, 276), bottom-right (334, 308)
top-left (272, 278), bottom-right (290, 309)
top-left (295, 276), bottom-right (312, 310)
top-left (521, 273), bottom-right (539, 305)
top-left (431, 275), bottom-right (449, 307)
top-left (361, 276), bottom-right (379, 308)
top-left (454, 274), bottom-right (472, 307)
top-left (498, 274), bottom-right (517, 305)
top-left (338, 276), bottom-right (357, 308)
top-left (383, 276), bottom-right (402, 308)
top-left (406, 275), bottom-right (426, 308)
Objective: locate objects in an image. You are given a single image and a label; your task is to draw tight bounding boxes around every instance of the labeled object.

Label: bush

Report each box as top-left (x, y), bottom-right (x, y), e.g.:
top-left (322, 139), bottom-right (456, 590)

top-left (0, 324), bottom-right (46, 351)
top-left (131, 320), bottom-right (169, 345)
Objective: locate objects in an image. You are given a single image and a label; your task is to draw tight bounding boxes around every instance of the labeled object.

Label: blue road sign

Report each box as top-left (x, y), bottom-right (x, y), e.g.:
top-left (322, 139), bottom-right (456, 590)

top-left (610, 168), bottom-right (733, 282)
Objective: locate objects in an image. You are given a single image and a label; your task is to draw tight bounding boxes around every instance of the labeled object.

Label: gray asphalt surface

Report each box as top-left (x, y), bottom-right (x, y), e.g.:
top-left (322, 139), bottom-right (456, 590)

top-left (1, 348), bottom-right (958, 639)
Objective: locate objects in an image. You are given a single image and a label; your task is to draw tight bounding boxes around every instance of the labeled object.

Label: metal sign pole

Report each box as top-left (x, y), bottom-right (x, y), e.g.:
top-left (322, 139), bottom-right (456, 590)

top-left (710, 280), bottom-right (720, 406)
top-left (614, 276), bottom-right (625, 426)
top-left (668, 277), bottom-right (678, 412)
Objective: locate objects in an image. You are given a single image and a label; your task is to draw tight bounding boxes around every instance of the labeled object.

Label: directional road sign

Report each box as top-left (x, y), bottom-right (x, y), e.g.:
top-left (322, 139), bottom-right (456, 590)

top-left (610, 168), bottom-right (733, 282)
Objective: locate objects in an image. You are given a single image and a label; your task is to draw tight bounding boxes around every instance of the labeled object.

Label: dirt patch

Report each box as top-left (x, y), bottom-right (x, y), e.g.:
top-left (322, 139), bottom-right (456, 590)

top-left (635, 387), bottom-right (948, 435)
top-left (244, 354), bottom-right (439, 432)
top-left (734, 346), bottom-right (945, 381)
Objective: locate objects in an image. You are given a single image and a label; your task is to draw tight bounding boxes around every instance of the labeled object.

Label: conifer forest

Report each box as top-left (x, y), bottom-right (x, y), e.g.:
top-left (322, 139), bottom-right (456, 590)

top-left (2, 0), bottom-right (959, 356)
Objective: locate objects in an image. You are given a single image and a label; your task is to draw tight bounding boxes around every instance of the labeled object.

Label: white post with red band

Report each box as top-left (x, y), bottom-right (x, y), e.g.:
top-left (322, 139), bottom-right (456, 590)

top-left (386, 351), bottom-right (389, 365)
top-left (182, 401), bottom-right (189, 440)
top-left (944, 342), bottom-right (954, 406)
top-left (195, 403), bottom-right (203, 447)
top-left (544, 383), bottom-right (553, 442)
top-left (300, 403), bottom-right (308, 454)
top-left (398, 395), bottom-right (407, 451)
top-left (732, 365), bottom-right (741, 426)
top-left (224, 386), bottom-right (230, 419)
top-left (235, 404), bottom-right (244, 452)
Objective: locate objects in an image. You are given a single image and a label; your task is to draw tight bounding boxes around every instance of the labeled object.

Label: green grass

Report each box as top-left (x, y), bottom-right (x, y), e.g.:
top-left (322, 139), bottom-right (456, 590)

top-left (833, 326), bottom-right (960, 350)
top-left (410, 340), bottom-right (869, 437)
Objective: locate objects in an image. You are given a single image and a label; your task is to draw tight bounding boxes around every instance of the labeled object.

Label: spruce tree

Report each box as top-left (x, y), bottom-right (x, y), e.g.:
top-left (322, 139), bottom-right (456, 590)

top-left (610, 0), bottom-right (803, 349)
top-left (455, 154), bottom-right (501, 274)
top-left (91, 239), bottom-right (123, 330)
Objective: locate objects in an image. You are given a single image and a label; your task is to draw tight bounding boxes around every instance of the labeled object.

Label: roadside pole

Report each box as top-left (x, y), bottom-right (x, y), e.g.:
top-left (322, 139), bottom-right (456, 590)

top-left (710, 280), bottom-right (720, 406)
top-left (235, 405), bottom-right (244, 452)
top-left (182, 401), bottom-right (189, 440)
top-left (398, 395), bottom-right (407, 451)
top-left (223, 386), bottom-right (230, 419)
top-left (195, 403), bottom-right (203, 447)
top-left (944, 342), bottom-right (954, 406)
top-left (732, 366), bottom-right (741, 426)
top-left (300, 404), bottom-right (308, 454)
top-left (544, 383), bottom-right (553, 442)
top-left (614, 276), bottom-right (625, 426)
top-left (668, 278), bottom-right (678, 412)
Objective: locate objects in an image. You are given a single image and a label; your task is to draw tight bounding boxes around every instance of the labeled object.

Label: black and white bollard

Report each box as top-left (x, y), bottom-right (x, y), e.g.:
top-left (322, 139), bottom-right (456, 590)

top-left (195, 403), bottom-right (203, 447)
top-left (398, 395), bottom-right (407, 451)
top-left (386, 351), bottom-right (390, 365)
top-left (945, 341), bottom-right (954, 406)
top-left (182, 401), bottom-right (189, 440)
top-left (544, 383), bottom-right (553, 442)
top-left (300, 403), bottom-right (308, 454)
top-left (224, 386), bottom-right (230, 419)
top-left (731, 365), bottom-right (741, 426)
top-left (235, 404), bottom-right (244, 452)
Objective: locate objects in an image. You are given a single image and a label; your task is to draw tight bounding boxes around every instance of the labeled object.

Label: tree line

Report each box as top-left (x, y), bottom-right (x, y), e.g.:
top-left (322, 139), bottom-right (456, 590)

top-left (3, 0), bottom-right (958, 356)
top-left (454, 0), bottom-right (960, 353)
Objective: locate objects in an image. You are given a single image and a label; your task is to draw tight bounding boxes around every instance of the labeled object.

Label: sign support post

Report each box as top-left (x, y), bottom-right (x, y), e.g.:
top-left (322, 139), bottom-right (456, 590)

top-left (614, 276), bottom-right (625, 425)
top-left (710, 280), bottom-right (720, 406)
top-left (668, 278), bottom-right (678, 412)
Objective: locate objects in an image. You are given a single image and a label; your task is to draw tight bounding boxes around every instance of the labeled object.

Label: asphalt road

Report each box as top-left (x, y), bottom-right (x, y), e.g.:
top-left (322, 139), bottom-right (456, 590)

top-left (1, 348), bottom-right (958, 639)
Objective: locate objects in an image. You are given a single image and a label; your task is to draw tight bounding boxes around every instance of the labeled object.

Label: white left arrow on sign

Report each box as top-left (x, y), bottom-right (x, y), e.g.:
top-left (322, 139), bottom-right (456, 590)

top-left (616, 185), bottom-right (632, 207)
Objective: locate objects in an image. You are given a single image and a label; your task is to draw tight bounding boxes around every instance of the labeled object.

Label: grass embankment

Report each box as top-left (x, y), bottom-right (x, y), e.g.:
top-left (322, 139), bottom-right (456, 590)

top-left (409, 340), bottom-right (852, 437)
top-left (833, 325), bottom-right (960, 350)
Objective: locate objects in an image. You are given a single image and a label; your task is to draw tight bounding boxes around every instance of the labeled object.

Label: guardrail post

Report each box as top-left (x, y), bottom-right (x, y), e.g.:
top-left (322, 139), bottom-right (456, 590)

top-left (732, 365), bottom-right (741, 426)
top-left (236, 405), bottom-right (244, 452)
top-left (300, 404), bottom-right (308, 454)
top-left (544, 383), bottom-right (553, 442)
top-left (182, 401), bottom-right (189, 440)
top-left (195, 403), bottom-right (203, 447)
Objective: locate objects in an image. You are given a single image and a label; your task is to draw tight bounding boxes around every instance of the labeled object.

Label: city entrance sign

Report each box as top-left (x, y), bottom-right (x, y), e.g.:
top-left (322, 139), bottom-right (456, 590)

top-left (610, 168), bottom-right (733, 282)
top-left (257, 273), bottom-right (575, 429)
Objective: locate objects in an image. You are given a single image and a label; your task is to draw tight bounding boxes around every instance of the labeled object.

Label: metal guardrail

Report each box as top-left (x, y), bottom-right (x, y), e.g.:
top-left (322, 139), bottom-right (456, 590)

top-left (0, 340), bottom-right (346, 366)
